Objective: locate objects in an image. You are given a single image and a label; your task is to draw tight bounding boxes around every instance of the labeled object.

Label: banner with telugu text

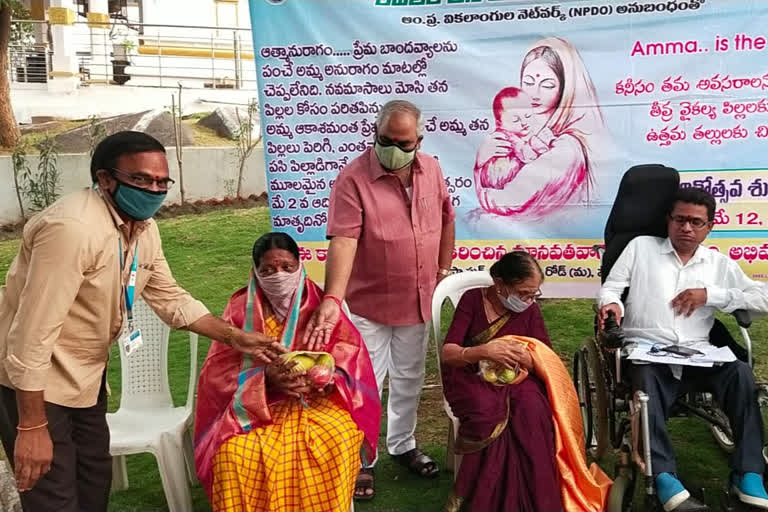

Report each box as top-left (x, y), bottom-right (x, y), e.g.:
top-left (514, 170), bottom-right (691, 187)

top-left (248, 0), bottom-right (768, 297)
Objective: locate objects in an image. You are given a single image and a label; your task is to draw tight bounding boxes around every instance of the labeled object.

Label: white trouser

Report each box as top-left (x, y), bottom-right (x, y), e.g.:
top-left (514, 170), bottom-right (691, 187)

top-left (350, 313), bottom-right (429, 463)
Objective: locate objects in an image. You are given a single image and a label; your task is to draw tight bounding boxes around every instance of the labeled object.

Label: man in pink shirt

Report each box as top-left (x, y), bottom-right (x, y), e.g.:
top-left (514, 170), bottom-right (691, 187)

top-left (304, 100), bottom-right (455, 500)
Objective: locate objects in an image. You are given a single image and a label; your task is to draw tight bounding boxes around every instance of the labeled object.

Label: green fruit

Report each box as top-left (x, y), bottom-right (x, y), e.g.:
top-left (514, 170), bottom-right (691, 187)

top-left (498, 368), bottom-right (517, 383)
top-left (289, 355), bottom-right (316, 372)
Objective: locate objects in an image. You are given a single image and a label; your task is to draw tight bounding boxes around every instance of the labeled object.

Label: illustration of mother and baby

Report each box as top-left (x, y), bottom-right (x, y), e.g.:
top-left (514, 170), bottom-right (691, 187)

top-left (473, 37), bottom-right (608, 220)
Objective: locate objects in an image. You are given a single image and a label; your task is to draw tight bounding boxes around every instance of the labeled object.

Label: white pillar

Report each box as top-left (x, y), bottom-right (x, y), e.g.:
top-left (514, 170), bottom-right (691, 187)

top-left (47, 0), bottom-right (80, 92)
top-left (87, 0), bottom-right (111, 83)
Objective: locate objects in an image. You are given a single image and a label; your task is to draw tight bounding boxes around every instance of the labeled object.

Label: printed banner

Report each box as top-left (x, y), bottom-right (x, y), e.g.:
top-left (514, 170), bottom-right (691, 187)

top-left (248, 0), bottom-right (768, 296)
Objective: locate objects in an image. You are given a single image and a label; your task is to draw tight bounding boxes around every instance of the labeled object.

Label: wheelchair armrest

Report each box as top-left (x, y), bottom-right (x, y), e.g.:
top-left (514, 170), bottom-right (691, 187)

top-left (732, 309), bottom-right (752, 329)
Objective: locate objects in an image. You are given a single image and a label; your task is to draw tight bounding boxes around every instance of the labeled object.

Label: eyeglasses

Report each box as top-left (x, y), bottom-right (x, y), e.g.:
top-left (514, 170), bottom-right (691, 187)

top-left (109, 168), bottom-right (175, 190)
top-left (375, 135), bottom-right (421, 152)
top-left (647, 343), bottom-right (704, 358)
top-left (669, 215), bottom-right (710, 230)
top-left (514, 288), bottom-right (542, 302)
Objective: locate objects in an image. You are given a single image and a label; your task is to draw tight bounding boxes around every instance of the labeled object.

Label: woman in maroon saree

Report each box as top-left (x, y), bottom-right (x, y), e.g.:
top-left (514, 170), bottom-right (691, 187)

top-left (441, 251), bottom-right (563, 512)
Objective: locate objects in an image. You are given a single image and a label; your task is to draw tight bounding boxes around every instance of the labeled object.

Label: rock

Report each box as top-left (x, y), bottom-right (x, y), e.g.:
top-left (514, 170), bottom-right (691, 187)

top-left (54, 110), bottom-right (195, 152)
top-left (137, 110), bottom-right (196, 148)
top-left (0, 456), bottom-right (21, 512)
top-left (197, 106), bottom-right (260, 140)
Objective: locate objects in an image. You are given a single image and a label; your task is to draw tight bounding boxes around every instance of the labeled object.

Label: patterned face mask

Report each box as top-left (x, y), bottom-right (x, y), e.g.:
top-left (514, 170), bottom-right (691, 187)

top-left (256, 266), bottom-right (302, 320)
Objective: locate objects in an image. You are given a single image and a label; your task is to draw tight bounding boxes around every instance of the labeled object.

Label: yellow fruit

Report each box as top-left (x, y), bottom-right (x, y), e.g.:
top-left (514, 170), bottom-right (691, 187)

top-left (289, 355), bottom-right (316, 372)
top-left (498, 368), bottom-right (517, 383)
top-left (483, 370), bottom-right (498, 383)
top-left (315, 353), bottom-right (334, 368)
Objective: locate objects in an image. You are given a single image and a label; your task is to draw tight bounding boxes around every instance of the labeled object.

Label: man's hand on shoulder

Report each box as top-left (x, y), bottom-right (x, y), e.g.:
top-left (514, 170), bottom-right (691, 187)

top-left (670, 288), bottom-right (707, 317)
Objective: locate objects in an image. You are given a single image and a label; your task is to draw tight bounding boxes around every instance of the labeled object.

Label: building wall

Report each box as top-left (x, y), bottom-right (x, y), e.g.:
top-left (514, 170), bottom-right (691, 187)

top-left (0, 146), bottom-right (267, 224)
top-left (141, 0), bottom-right (251, 27)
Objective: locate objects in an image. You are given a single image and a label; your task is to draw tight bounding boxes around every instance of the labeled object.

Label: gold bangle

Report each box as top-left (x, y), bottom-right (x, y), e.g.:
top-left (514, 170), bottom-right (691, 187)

top-left (460, 347), bottom-right (470, 364)
top-left (17, 421), bottom-right (48, 432)
top-left (438, 268), bottom-right (451, 277)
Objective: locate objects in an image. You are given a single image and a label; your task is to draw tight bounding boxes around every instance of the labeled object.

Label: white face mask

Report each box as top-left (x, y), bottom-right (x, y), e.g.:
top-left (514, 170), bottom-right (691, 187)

top-left (498, 292), bottom-right (532, 313)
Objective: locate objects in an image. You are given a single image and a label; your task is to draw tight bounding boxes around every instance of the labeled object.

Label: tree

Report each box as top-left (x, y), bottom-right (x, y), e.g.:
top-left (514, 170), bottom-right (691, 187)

top-left (0, 0), bottom-right (22, 148)
top-left (234, 99), bottom-right (261, 197)
top-left (170, 83), bottom-right (186, 203)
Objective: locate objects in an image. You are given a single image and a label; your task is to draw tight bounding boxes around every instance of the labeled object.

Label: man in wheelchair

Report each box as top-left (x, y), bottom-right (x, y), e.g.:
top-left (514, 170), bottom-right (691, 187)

top-left (598, 186), bottom-right (768, 512)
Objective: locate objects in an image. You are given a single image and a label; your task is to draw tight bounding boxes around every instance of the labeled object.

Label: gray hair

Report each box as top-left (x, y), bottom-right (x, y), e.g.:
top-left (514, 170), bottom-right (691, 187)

top-left (375, 100), bottom-right (425, 137)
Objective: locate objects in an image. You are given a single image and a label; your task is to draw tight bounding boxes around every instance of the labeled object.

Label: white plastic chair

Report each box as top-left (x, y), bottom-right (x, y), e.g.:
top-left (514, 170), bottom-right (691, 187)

top-left (107, 297), bottom-right (198, 512)
top-left (431, 270), bottom-right (494, 480)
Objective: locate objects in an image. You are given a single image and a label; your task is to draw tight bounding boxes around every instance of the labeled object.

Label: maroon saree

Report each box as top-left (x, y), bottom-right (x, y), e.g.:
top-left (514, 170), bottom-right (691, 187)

top-left (441, 288), bottom-right (563, 512)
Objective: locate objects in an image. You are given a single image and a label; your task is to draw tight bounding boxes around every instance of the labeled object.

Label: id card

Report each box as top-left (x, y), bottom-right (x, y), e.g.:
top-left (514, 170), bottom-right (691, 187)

top-left (122, 329), bottom-right (144, 356)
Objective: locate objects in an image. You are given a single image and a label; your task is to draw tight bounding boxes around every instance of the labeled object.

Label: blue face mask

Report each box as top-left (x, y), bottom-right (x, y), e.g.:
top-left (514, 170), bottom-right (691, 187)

top-left (112, 182), bottom-right (166, 221)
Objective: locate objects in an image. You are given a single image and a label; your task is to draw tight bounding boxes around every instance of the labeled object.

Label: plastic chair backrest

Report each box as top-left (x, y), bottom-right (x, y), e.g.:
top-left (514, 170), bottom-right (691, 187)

top-left (117, 298), bottom-right (198, 411)
top-left (431, 271), bottom-right (494, 383)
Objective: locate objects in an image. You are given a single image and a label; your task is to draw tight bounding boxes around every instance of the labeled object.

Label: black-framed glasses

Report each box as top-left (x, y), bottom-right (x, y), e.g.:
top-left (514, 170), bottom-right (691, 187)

top-left (375, 135), bottom-right (421, 152)
top-left (669, 215), bottom-right (710, 230)
top-left (647, 343), bottom-right (704, 358)
top-left (109, 168), bottom-right (175, 190)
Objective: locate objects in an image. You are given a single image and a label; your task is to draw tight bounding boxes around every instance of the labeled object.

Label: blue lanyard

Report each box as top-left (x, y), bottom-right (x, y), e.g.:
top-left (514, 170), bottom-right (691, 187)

top-left (119, 239), bottom-right (139, 327)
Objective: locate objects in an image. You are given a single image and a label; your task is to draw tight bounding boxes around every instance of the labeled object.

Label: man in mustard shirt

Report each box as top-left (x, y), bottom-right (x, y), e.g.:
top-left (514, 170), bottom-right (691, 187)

top-left (0, 131), bottom-right (285, 512)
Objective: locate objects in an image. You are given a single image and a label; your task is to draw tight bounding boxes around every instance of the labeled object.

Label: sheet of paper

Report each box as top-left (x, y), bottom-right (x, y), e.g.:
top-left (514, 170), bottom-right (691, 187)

top-left (625, 341), bottom-right (736, 367)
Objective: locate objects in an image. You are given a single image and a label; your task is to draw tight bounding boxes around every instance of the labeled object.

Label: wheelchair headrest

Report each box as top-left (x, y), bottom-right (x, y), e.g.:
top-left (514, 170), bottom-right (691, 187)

top-left (601, 164), bottom-right (680, 283)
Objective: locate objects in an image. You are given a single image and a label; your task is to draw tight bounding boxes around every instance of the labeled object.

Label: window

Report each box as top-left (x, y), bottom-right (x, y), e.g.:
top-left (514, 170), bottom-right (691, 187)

top-left (75, 0), bottom-right (88, 18)
top-left (215, 0), bottom-right (239, 30)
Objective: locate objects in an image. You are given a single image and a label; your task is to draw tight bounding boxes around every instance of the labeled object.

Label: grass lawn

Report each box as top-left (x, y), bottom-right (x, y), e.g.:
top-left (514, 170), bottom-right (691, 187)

top-left (0, 207), bottom-right (767, 511)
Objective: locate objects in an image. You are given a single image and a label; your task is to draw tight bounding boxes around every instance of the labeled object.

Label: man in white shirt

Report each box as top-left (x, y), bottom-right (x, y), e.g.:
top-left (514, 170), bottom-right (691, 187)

top-left (599, 187), bottom-right (768, 512)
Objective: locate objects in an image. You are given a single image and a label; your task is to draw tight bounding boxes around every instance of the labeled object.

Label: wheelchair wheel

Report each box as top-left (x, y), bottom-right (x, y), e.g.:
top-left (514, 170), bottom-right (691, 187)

top-left (606, 474), bottom-right (633, 512)
top-left (709, 407), bottom-right (735, 454)
top-left (573, 340), bottom-right (610, 460)
top-left (585, 337), bottom-right (610, 460)
top-left (573, 348), bottom-right (594, 454)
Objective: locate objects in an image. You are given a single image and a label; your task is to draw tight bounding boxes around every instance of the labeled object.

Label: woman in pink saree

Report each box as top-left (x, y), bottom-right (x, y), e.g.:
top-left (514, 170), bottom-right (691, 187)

top-left (474, 37), bottom-right (608, 219)
top-left (194, 232), bottom-right (381, 512)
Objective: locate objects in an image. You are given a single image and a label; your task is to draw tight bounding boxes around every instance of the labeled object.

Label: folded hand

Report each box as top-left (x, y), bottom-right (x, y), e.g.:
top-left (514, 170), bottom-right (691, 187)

top-left (483, 340), bottom-right (532, 371)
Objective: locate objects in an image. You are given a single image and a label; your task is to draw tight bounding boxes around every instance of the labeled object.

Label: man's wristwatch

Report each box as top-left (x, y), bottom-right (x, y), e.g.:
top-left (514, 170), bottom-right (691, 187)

top-left (437, 268), bottom-right (451, 277)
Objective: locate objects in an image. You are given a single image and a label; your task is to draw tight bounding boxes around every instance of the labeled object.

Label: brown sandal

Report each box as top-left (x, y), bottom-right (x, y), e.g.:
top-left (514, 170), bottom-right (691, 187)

top-left (354, 467), bottom-right (375, 501)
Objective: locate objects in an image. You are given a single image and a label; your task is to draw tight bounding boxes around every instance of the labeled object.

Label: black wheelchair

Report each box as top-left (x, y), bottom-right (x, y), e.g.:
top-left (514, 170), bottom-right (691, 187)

top-left (572, 164), bottom-right (768, 511)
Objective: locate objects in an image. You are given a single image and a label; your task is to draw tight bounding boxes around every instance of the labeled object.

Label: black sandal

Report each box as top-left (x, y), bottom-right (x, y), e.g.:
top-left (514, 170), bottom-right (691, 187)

top-left (392, 448), bottom-right (440, 478)
top-left (354, 467), bottom-right (375, 501)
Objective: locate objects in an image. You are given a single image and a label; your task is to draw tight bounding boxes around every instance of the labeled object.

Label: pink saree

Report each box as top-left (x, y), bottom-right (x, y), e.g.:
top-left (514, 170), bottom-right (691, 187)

top-left (193, 271), bottom-right (381, 499)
